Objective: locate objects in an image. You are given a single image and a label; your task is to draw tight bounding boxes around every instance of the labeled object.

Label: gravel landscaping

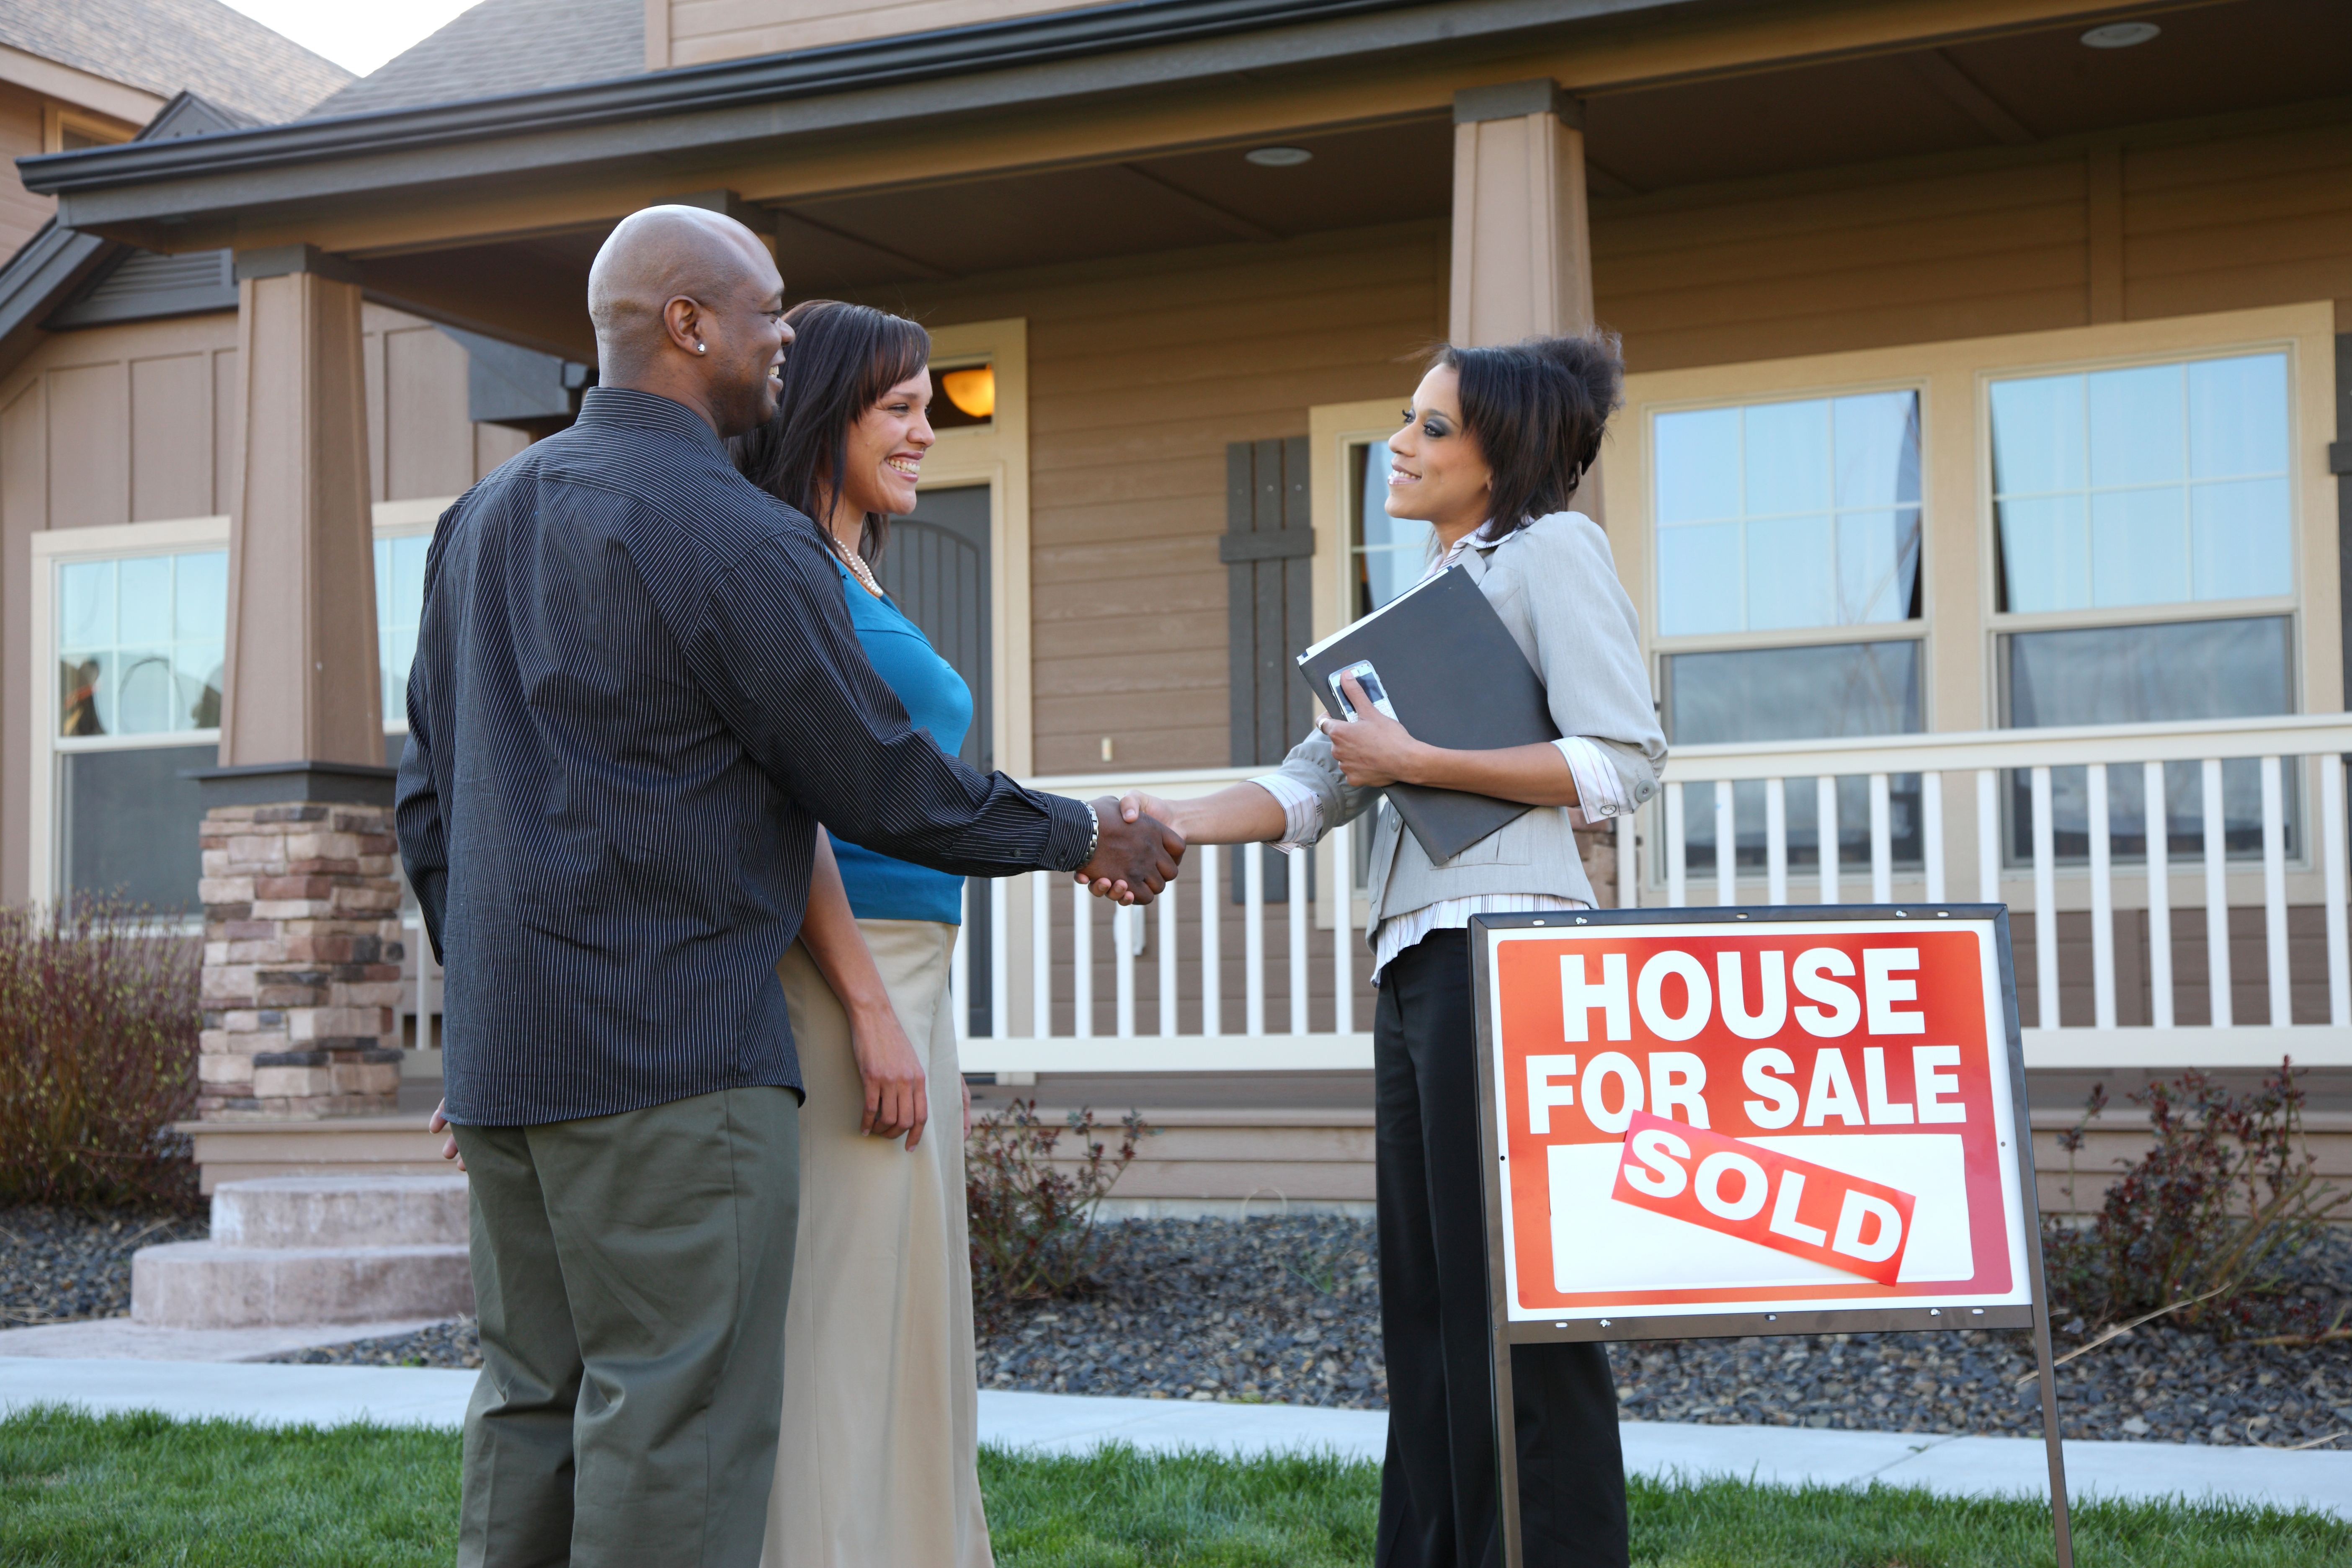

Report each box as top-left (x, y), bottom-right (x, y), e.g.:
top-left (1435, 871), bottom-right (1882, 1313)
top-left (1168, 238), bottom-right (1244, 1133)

top-left (263, 1216), bottom-right (2352, 1449)
top-left (0, 1205), bottom-right (207, 1327)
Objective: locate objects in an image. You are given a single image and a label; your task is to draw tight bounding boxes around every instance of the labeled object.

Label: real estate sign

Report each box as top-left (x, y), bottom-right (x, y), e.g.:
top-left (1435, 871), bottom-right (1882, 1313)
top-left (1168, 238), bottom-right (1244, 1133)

top-left (1468, 906), bottom-right (2071, 1568)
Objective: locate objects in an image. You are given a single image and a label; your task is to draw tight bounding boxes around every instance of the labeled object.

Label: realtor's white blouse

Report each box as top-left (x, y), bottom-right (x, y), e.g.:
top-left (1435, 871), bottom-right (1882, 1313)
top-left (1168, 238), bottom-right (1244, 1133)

top-left (1250, 522), bottom-right (1632, 981)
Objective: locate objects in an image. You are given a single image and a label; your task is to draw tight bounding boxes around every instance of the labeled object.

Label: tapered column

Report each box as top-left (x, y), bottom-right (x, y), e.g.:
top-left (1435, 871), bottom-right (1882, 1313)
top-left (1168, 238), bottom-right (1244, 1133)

top-left (197, 245), bottom-right (401, 1120)
top-left (1449, 79), bottom-right (1595, 347)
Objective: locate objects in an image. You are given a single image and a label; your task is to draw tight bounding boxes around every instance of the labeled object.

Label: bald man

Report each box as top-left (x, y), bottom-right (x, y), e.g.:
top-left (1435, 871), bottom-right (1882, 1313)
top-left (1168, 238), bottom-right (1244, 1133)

top-left (395, 206), bottom-right (1182, 1568)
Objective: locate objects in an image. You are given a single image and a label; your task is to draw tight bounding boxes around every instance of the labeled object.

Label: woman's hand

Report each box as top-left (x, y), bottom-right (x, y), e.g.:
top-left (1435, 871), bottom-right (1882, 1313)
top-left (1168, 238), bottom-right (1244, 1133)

top-left (1321, 673), bottom-right (1428, 789)
top-left (961, 1074), bottom-right (973, 1139)
top-left (849, 1000), bottom-right (928, 1150)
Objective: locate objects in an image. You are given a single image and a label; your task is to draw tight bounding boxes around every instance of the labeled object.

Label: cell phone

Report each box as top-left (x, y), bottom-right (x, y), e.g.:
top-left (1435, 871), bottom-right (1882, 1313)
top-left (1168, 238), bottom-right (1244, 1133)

top-left (1328, 660), bottom-right (1399, 722)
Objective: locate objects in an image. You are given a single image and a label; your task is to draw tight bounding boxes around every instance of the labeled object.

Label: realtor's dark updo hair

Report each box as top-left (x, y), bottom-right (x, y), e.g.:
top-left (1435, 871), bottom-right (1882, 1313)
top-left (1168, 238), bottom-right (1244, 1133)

top-left (1429, 328), bottom-right (1624, 540)
top-left (731, 299), bottom-right (929, 568)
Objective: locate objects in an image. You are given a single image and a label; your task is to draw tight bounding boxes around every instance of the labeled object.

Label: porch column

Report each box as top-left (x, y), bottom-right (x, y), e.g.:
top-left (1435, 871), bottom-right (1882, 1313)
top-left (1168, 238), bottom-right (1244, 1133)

top-left (196, 245), bottom-right (403, 1120)
top-left (1449, 79), bottom-right (1595, 348)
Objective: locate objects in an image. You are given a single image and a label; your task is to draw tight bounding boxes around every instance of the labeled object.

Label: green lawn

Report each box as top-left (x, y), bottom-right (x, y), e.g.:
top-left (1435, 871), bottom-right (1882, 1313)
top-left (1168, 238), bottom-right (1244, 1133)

top-left (0, 1406), bottom-right (2344, 1567)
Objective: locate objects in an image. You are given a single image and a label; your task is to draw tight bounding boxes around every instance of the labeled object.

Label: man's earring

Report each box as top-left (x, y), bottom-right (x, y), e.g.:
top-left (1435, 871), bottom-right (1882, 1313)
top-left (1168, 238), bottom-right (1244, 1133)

top-left (695, 343), bottom-right (707, 354)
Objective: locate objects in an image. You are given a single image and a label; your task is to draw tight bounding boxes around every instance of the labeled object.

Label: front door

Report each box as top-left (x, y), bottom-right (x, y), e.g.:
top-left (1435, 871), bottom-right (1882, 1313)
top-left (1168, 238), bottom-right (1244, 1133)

top-left (877, 485), bottom-right (993, 1034)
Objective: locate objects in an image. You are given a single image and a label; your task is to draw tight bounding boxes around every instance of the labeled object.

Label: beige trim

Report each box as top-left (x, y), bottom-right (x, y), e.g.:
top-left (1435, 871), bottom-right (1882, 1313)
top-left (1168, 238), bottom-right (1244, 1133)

top-left (26, 515), bottom-right (232, 906)
top-left (42, 102), bottom-right (136, 154)
top-left (644, 0), bottom-right (672, 71)
top-left (371, 496), bottom-right (453, 532)
top-left (0, 45), bottom-right (161, 131)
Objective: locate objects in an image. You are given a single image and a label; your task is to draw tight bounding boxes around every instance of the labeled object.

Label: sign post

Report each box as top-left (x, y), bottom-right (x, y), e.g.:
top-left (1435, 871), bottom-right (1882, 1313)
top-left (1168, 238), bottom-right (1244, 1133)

top-left (1469, 905), bottom-right (2071, 1568)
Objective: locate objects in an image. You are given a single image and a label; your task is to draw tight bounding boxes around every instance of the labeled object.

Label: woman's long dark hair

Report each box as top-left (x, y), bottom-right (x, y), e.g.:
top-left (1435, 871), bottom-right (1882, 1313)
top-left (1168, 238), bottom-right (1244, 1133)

top-left (1429, 328), bottom-right (1624, 539)
top-left (731, 300), bottom-right (930, 567)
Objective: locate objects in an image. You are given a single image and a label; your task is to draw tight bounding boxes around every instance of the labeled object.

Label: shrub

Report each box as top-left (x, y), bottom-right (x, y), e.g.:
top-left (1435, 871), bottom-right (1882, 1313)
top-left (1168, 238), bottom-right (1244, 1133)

top-left (0, 897), bottom-right (202, 1210)
top-left (966, 1099), bottom-right (1150, 1313)
top-left (2043, 1061), bottom-right (2346, 1337)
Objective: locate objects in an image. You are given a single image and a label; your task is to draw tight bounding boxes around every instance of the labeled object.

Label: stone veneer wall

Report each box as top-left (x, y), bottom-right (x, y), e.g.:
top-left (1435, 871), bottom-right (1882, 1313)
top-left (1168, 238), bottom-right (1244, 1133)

top-left (197, 803), bottom-right (406, 1119)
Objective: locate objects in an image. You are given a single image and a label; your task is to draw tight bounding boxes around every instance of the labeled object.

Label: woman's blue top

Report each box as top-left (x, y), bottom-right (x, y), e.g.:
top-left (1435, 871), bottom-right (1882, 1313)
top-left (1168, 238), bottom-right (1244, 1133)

top-left (827, 558), bottom-right (972, 925)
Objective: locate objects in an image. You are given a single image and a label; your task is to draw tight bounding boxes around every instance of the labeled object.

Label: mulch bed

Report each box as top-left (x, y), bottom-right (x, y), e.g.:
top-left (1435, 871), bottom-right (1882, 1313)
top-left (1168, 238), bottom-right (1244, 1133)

top-left (0, 1205), bottom-right (208, 1328)
top-left (245, 1216), bottom-right (2352, 1448)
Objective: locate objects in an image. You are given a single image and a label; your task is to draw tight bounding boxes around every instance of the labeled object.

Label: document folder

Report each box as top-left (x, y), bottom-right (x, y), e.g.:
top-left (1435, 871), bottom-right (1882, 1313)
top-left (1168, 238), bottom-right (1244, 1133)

top-left (1295, 566), bottom-right (1558, 864)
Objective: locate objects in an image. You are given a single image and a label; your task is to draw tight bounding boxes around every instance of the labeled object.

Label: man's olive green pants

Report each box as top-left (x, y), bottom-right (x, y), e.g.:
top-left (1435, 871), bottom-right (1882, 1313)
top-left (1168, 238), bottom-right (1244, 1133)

top-left (452, 1086), bottom-right (801, 1568)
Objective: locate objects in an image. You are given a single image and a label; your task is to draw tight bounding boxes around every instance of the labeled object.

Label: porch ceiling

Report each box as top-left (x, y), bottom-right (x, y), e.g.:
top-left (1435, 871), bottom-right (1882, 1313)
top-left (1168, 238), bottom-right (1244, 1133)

top-left (290, 0), bottom-right (2345, 360)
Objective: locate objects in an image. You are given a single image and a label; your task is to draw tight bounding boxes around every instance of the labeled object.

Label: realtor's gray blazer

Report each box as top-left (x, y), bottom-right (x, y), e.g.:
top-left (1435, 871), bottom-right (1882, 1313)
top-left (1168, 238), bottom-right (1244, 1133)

top-left (1270, 509), bottom-right (1669, 933)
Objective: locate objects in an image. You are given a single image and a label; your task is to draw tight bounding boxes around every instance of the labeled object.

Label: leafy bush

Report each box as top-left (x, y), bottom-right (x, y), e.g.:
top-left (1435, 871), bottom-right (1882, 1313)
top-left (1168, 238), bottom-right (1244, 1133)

top-left (0, 898), bottom-right (202, 1210)
top-left (966, 1099), bottom-right (1149, 1313)
top-left (2043, 1061), bottom-right (2346, 1337)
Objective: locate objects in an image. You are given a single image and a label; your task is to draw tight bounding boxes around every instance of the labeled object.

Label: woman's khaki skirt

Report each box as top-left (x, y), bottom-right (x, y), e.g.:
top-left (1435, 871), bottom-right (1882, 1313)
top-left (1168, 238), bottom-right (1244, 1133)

top-left (762, 918), bottom-right (992, 1568)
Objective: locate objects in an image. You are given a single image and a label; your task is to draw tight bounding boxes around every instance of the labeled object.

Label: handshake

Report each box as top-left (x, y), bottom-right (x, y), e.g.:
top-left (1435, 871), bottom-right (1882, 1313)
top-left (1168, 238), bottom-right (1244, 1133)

top-left (1071, 794), bottom-right (1187, 906)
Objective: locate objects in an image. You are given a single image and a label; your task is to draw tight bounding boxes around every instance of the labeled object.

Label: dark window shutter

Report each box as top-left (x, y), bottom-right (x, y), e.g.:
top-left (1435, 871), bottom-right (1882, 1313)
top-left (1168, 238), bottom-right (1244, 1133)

top-left (1224, 438), bottom-right (1314, 901)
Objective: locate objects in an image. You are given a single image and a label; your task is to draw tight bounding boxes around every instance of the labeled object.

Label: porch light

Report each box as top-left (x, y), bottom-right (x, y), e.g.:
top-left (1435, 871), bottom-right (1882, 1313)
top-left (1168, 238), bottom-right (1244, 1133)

top-left (1245, 146), bottom-right (1312, 167)
top-left (941, 365), bottom-right (994, 419)
top-left (2079, 21), bottom-right (2159, 47)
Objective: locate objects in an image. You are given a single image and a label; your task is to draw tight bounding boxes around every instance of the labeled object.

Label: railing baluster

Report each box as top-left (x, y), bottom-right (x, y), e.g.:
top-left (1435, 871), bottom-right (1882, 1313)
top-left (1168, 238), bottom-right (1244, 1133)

top-left (1071, 881), bottom-right (1094, 1039)
top-left (1921, 771), bottom-right (1945, 903)
top-left (2087, 762), bottom-right (2116, 1030)
top-left (1666, 781), bottom-right (1687, 907)
top-left (952, 885), bottom-right (970, 1031)
top-left (1031, 870), bottom-right (1052, 1038)
top-left (1114, 903), bottom-right (1136, 1039)
top-left (1869, 772), bottom-right (1892, 903)
top-left (1244, 846), bottom-right (1266, 1037)
top-left (2262, 755), bottom-right (2289, 1028)
top-left (2145, 761), bottom-right (2173, 1031)
top-left (1288, 851), bottom-right (1310, 1035)
top-left (1199, 843), bottom-right (1222, 1037)
top-left (990, 875), bottom-right (1010, 1041)
top-left (1764, 777), bottom-right (1788, 906)
top-left (2202, 758), bottom-right (2233, 1029)
top-left (1329, 819), bottom-right (1353, 1035)
top-left (1157, 869), bottom-right (1179, 1037)
top-left (1976, 769), bottom-right (2000, 904)
top-left (1715, 780), bottom-right (1736, 907)
top-left (2326, 755), bottom-right (2350, 1029)
top-left (1616, 804), bottom-right (1638, 909)
top-left (2031, 765), bottom-right (2058, 1031)
top-left (1817, 776), bottom-right (1839, 905)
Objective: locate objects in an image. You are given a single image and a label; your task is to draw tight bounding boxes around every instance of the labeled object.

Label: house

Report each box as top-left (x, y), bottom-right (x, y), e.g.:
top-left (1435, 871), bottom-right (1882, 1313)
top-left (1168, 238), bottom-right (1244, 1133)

top-left (11, 0), bottom-right (2350, 1200)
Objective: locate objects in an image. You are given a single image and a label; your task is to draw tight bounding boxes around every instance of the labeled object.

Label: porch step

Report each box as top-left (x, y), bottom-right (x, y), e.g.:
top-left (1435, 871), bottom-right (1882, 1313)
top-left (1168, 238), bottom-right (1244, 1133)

top-left (131, 1176), bottom-right (471, 1330)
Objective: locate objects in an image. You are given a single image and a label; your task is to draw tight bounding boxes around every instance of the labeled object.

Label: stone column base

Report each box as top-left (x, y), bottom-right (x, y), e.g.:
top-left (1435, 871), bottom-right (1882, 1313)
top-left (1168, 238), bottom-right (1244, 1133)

top-left (197, 802), bottom-right (405, 1119)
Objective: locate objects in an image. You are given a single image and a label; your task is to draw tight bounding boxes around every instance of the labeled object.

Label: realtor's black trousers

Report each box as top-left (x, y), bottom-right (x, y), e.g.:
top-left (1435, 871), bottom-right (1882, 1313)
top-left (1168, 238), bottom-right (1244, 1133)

top-left (1373, 929), bottom-right (1629, 1568)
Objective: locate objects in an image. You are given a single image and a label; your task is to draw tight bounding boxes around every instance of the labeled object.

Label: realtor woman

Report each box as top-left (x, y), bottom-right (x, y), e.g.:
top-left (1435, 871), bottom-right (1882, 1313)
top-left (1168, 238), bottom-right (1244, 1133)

top-left (1114, 330), bottom-right (1667, 1568)
top-left (732, 301), bottom-right (994, 1568)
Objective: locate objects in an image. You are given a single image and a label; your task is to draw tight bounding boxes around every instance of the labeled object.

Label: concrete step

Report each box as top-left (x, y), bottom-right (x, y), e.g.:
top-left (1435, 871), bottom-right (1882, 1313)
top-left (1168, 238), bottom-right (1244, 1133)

top-left (211, 1174), bottom-right (468, 1250)
top-left (131, 1241), bottom-right (472, 1329)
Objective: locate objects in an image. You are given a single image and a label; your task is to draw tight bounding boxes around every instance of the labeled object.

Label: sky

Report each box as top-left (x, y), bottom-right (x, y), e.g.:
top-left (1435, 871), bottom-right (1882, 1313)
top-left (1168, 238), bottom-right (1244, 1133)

top-left (217, 0), bottom-right (484, 76)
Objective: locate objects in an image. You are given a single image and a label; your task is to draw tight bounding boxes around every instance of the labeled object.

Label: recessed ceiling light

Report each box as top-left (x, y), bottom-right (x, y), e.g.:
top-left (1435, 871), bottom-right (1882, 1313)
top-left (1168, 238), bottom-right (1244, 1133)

top-left (1245, 146), bottom-right (1312, 168)
top-left (2080, 21), bottom-right (2161, 48)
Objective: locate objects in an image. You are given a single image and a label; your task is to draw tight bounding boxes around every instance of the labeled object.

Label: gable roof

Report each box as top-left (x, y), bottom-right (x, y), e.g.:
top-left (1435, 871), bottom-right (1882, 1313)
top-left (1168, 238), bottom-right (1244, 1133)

top-left (309, 0), bottom-right (642, 120)
top-left (0, 0), bottom-right (353, 124)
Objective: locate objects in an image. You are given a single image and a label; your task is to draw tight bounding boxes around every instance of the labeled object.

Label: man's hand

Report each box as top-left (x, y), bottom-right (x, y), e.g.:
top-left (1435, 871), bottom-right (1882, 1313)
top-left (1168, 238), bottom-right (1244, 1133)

top-left (428, 1100), bottom-right (466, 1173)
top-left (849, 1000), bottom-right (928, 1149)
top-left (1073, 797), bottom-right (1184, 904)
top-left (1321, 673), bottom-right (1426, 788)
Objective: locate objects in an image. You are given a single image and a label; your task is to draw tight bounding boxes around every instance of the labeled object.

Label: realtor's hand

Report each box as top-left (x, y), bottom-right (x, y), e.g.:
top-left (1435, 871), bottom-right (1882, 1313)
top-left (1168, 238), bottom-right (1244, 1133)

top-left (428, 1100), bottom-right (466, 1173)
top-left (849, 1000), bottom-right (928, 1149)
top-left (1320, 673), bottom-right (1425, 789)
top-left (1074, 796), bottom-right (1184, 904)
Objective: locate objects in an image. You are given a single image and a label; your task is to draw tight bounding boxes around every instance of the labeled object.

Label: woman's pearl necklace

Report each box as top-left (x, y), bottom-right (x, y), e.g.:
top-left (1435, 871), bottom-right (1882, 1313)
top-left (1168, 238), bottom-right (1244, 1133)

top-left (835, 536), bottom-right (884, 598)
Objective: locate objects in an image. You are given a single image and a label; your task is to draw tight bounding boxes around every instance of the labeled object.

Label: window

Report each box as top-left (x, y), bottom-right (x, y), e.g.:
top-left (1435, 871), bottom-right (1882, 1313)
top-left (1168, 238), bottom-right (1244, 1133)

top-left (1350, 442), bottom-right (1434, 617)
top-left (1651, 390), bottom-right (1926, 877)
top-left (1991, 353), bottom-right (2291, 613)
top-left (375, 532), bottom-right (430, 723)
top-left (51, 547), bottom-right (227, 913)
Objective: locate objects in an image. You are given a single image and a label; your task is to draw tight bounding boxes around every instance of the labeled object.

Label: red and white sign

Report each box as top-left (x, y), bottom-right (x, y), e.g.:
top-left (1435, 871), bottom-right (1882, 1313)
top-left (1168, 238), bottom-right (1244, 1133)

top-left (1484, 918), bottom-right (2032, 1324)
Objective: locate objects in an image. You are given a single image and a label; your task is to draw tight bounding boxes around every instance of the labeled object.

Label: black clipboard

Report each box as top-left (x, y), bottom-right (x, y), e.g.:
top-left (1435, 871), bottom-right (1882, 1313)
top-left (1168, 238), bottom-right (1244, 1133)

top-left (1296, 566), bottom-right (1558, 863)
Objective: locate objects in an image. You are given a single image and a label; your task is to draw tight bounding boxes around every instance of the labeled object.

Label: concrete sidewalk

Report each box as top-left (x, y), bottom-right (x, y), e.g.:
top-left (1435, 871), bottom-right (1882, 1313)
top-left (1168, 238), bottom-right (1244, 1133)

top-left (2, 1358), bottom-right (2344, 1519)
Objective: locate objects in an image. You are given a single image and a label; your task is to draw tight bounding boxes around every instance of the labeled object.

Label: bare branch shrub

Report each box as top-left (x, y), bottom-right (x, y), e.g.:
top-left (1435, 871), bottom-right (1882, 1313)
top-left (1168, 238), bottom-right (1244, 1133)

top-left (966, 1099), bottom-right (1149, 1315)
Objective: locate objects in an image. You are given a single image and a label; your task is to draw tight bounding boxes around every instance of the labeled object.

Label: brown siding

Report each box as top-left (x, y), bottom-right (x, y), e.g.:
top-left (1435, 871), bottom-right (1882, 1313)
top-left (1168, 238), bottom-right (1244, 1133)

top-left (863, 221), bottom-right (1447, 775)
top-left (664, 0), bottom-right (1092, 69)
top-left (1592, 116), bottom-right (2352, 373)
top-left (0, 83), bottom-right (54, 262)
top-left (0, 308), bottom-right (542, 903)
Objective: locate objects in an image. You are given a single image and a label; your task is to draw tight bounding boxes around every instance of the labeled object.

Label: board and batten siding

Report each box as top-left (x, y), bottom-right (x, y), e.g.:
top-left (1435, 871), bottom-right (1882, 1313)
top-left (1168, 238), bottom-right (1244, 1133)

top-left (652, 0), bottom-right (1095, 70)
top-left (0, 304), bottom-right (530, 904)
top-left (1594, 111), bottom-right (2352, 373)
top-left (853, 219), bottom-right (1446, 776)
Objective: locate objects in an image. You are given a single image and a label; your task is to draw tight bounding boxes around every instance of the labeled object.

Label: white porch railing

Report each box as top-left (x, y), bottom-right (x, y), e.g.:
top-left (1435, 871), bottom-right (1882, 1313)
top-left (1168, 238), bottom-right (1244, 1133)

top-left (400, 715), bottom-right (2352, 1076)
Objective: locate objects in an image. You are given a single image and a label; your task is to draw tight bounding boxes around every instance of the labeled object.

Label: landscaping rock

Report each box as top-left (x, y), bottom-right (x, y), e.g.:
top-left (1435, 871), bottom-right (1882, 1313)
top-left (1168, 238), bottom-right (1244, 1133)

top-left (0, 1205), bottom-right (207, 1326)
